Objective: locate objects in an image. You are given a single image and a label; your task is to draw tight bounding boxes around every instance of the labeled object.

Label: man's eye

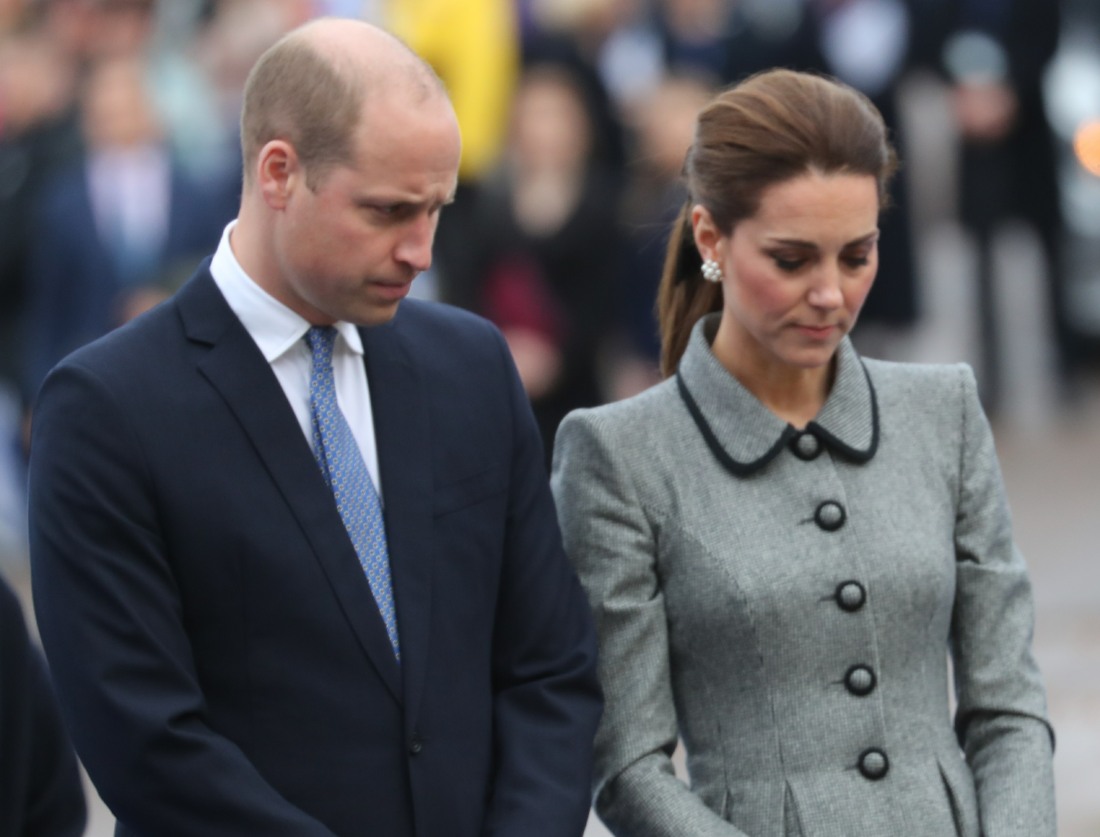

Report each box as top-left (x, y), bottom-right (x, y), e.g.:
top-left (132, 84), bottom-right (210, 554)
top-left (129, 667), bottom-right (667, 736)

top-left (369, 204), bottom-right (410, 219)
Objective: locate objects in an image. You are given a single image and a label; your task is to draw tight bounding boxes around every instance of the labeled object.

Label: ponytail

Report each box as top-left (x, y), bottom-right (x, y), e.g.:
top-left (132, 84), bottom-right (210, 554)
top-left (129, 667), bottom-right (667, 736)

top-left (656, 202), bottom-right (722, 378)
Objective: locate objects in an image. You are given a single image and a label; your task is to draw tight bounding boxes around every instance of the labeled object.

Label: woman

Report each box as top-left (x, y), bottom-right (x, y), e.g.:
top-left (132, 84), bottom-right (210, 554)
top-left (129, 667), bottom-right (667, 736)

top-left (551, 69), bottom-right (1055, 837)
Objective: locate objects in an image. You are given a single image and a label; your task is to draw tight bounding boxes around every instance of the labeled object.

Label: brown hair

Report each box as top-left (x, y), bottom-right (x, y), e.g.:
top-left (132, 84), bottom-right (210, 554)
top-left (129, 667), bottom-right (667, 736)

top-left (239, 35), bottom-right (364, 190)
top-left (656, 69), bottom-right (898, 377)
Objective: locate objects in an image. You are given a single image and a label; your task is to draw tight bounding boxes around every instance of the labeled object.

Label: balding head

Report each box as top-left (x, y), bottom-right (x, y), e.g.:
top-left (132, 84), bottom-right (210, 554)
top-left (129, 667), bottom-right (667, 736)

top-left (239, 17), bottom-right (446, 190)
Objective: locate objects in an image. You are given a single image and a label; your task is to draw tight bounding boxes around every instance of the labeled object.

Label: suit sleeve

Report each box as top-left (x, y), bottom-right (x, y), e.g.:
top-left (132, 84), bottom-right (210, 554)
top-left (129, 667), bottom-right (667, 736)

top-left (479, 329), bottom-right (603, 837)
top-left (949, 366), bottom-right (1056, 836)
top-left (27, 360), bottom-right (339, 836)
top-left (551, 411), bottom-right (749, 837)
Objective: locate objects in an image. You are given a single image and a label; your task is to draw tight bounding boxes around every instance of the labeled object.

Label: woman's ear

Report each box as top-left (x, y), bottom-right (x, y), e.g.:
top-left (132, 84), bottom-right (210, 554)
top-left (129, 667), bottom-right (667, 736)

top-left (691, 204), bottom-right (721, 262)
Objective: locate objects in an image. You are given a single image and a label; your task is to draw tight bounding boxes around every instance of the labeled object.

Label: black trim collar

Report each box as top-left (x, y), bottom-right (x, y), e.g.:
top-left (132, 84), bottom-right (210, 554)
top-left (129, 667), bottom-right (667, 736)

top-left (675, 314), bottom-right (879, 476)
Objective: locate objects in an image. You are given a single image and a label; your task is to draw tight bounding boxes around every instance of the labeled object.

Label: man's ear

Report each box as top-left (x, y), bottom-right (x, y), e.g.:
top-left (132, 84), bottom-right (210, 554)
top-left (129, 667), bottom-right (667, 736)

top-left (256, 139), bottom-right (298, 209)
top-left (691, 204), bottom-right (722, 262)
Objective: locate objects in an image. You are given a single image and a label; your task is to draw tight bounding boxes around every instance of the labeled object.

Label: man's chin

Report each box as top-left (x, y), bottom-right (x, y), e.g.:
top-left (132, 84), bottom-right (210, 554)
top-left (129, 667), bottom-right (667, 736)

top-left (355, 299), bottom-right (404, 328)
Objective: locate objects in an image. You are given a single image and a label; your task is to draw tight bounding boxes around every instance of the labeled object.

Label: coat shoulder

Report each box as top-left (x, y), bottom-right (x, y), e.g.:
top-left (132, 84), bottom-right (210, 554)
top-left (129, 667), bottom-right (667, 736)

top-left (862, 357), bottom-right (988, 451)
top-left (559, 377), bottom-right (682, 445)
top-left (863, 357), bottom-right (978, 409)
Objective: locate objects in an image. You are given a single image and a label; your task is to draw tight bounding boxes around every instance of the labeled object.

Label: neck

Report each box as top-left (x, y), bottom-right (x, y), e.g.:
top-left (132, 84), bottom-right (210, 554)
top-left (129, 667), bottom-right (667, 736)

top-left (711, 322), bottom-right (835, 429)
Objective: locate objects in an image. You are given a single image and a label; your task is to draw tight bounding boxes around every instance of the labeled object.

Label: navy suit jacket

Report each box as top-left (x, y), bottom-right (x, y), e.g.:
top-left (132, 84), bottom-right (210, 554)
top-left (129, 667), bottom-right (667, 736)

top-left (27, 265), bottom-right (601, 836)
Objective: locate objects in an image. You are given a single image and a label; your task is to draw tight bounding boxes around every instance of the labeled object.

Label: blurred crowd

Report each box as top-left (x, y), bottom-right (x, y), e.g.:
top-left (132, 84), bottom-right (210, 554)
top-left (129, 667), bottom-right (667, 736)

top-left (1, 0), bottom-right (1097, 556)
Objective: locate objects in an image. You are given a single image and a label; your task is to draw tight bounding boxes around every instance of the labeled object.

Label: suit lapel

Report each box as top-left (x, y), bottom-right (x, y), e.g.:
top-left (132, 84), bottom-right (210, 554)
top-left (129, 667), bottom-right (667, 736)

top-left (175, 270), bottom-right (403, 701)
top-left (362, 318), bottom-right (434, 726)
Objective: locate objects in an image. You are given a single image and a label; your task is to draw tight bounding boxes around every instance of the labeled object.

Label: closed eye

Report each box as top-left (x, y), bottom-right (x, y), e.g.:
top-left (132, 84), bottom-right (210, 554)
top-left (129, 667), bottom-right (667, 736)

top-left (771, 254), bottom-right (808, 272)
top-left (372, 203), bottom-right (412, 219)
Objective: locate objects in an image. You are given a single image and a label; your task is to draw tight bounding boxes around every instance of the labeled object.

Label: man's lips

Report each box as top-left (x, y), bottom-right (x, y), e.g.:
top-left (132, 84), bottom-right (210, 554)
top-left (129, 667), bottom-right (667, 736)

top-left (371, 280), bottom-right (413, 300)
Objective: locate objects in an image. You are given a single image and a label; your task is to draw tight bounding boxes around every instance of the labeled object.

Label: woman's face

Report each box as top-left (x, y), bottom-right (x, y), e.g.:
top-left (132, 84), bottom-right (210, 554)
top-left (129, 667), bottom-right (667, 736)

top-left (693, 170), bottom-right (880, 382)
top-left (509, 73), bottom-right (591, 172)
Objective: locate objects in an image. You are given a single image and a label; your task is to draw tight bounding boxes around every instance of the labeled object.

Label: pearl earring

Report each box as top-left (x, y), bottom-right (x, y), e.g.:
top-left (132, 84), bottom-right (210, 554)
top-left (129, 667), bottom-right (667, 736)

top-left (701, 259), bottom-right (723, 283)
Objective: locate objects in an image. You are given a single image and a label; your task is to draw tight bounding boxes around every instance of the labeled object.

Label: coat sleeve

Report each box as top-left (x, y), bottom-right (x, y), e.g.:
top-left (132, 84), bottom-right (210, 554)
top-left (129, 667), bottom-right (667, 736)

top-left (949, 365), bottom-right (1056, 836)
top-left (480, 327), bottom-right (603, 837)
top-left (27, 360), bottom-right (340, 836)
top-left (551, 410), bottom-right (749, 837)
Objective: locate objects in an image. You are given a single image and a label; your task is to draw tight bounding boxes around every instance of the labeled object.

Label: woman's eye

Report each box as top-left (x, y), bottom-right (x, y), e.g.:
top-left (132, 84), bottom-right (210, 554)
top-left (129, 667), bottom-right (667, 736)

top-left (773, 257), bottom-right (805, 272)
top-left (843, 248), bottom-right (874, 268)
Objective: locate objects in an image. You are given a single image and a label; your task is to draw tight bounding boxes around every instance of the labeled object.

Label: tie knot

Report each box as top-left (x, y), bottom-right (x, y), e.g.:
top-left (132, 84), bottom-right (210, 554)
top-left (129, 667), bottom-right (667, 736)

top-left (306, 326), bottom-right (338, 365)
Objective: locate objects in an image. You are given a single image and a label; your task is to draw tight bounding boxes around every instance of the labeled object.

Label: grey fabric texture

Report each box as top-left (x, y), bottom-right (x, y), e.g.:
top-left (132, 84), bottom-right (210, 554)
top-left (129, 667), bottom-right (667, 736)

top-left (551, 314), bottom-right (1055, 837)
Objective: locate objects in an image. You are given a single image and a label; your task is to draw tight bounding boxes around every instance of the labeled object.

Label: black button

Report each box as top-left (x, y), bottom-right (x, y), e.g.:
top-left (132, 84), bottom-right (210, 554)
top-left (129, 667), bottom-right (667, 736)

top-left (858, 748), bottom-right (889, 780)
top-left (835, 581), bottom-right (866, 612)
top-left (845, 664), bottom-right (876, 697)
top-left (790, 432), bottom-right (822, 461)
top-left (409, 734), bottom-right (423, 755)
top-left (814, 501), bottom-right (846, 532)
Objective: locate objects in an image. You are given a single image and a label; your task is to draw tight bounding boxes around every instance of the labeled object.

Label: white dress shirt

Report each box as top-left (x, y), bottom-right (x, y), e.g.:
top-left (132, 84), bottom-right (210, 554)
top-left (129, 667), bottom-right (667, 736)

top-left (87, 144), bottom-right (171, 279)
top-left (209, 221), bottom-right (383, 501)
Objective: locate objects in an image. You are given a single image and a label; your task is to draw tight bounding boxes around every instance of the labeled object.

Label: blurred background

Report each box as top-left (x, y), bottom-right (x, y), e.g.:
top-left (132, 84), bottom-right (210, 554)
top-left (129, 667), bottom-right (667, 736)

top-left (0, 0), bottom-right (1096, 834)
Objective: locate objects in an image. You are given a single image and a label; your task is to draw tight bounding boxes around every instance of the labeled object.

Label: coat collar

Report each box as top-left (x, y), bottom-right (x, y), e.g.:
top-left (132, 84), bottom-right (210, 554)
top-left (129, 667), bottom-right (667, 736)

top-left (676, 314), bottom-right (878, 476)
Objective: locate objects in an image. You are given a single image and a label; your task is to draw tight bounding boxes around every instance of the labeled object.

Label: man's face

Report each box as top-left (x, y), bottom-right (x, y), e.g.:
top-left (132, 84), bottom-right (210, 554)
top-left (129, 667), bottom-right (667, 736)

top-left (270, 92), bottom-right (461, 326)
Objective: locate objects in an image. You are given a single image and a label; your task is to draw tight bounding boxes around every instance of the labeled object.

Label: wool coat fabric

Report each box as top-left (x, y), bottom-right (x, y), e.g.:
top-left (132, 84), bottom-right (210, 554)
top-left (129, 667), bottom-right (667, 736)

top-left (551, 314), bottom-right (1055, 837)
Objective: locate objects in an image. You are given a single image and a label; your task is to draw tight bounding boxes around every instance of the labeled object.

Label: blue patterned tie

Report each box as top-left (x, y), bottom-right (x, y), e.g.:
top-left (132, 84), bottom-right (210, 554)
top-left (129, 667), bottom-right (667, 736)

top-left (306, 326), bottom-right (399, 660)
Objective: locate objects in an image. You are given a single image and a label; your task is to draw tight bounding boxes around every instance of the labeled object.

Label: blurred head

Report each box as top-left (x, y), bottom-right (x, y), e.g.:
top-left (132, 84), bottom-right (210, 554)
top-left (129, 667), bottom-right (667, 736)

top-left (508, 64), bottom-right (593, 174)
top-left (85, 0), bottom-right (157, 59)
top-left (80, 53), bottom-right (162, 149)
top-left (0, 29), bottom-right (75, 135)
top-left (658, 0), bottom-right (731, 41)
top-left (657, 68), bottom-right (896, 376)
top-left (630, 72), bottom-right (713, 179)
top-left (234, 18), bottom-right (461, 327)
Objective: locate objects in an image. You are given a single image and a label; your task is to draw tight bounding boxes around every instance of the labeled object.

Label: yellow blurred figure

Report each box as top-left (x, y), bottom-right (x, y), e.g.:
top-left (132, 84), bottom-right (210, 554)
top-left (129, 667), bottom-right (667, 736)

top-left (385, 0), bottom-right (518, 182)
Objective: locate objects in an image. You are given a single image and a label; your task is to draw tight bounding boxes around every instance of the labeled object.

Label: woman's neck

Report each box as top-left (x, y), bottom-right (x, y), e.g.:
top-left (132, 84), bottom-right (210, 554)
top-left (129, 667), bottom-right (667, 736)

top-left (711, 321), bottom-right (835, 430)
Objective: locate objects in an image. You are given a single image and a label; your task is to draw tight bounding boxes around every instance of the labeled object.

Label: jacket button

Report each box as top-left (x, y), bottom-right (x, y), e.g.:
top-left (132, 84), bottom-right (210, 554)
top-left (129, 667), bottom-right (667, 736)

top-left (791, 432), bottom-right (822, 460)
top-left (845, 664), bottom-right (876, 696)
top-left (814, 501), bottom-right (846, 531)
top-left (858, 748), bottom-right (889, 780)
top-left (835, 581), bottom-right (866, 612)
top-left (409, 734), bottom-right (423, 755)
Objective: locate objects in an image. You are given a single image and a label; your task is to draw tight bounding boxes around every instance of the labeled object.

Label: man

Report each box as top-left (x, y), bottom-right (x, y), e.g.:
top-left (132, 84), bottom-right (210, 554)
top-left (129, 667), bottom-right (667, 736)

top-left (28, 18), bottom-right (601, 837)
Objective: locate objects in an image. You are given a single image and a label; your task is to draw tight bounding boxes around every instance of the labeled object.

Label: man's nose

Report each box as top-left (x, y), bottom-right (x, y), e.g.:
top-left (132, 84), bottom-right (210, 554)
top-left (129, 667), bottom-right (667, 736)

top-left (395, 214), bottom-right (436, 274)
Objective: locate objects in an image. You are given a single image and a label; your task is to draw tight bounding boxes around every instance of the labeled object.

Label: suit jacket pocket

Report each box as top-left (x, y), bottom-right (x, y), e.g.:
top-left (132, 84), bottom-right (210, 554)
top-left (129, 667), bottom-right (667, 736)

top-left (938, 752), bottom-right (980, 837)
top-left (433, 465), bottom-right (506, 517)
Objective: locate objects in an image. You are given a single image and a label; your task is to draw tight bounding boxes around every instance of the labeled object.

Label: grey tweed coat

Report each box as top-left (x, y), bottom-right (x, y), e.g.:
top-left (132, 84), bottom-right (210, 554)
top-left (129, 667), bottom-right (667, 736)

top-left (550, 315), bottom-right (1055, 837)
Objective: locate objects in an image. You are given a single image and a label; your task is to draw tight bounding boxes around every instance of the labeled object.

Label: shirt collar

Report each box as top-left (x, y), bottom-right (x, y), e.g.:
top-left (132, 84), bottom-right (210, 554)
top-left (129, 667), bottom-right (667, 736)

top-left (209, 220), bottom-right (364, 362)
top-left (676, 314), bottom-right (878, 476)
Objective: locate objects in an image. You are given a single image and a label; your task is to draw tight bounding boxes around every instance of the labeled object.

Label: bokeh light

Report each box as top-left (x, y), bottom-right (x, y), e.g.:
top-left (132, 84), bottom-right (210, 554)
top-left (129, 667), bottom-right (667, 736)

top-left (1074, 119), bottom-right (1100, 176)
